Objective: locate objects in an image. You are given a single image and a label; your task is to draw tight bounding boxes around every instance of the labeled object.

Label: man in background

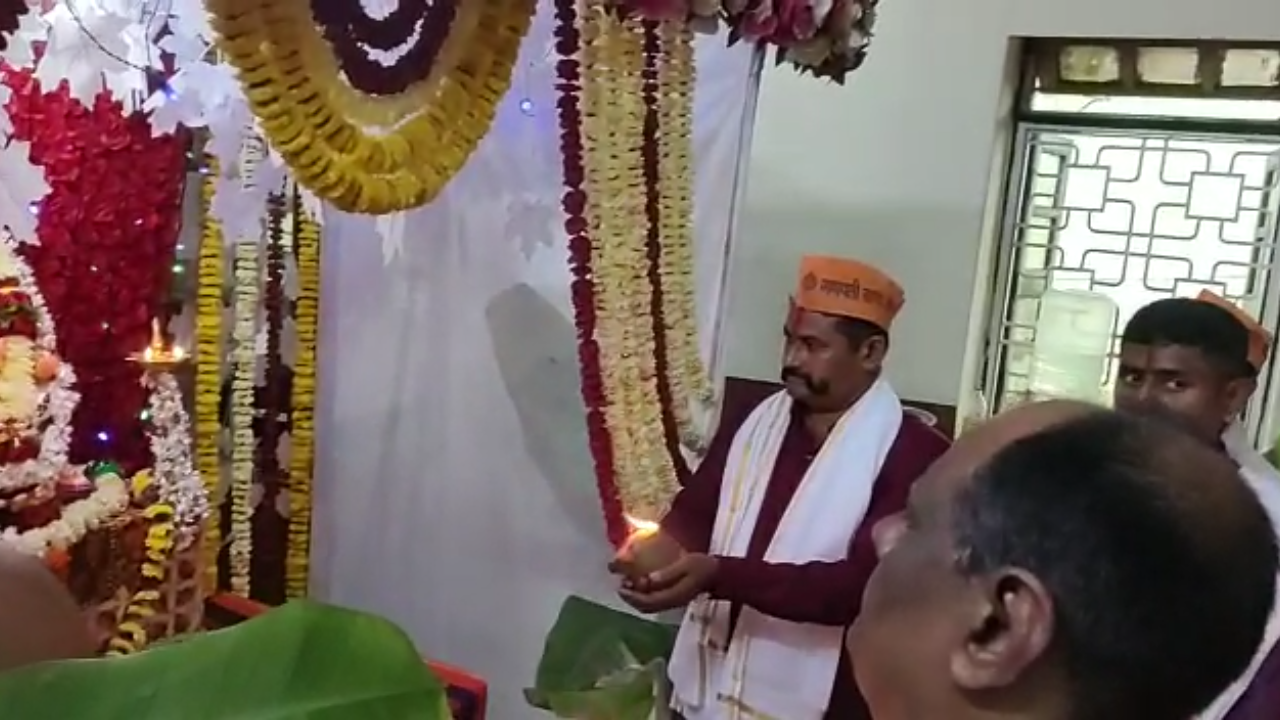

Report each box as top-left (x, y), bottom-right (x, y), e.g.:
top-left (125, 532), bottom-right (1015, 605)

top-left (1111, 292), bottom-right (1280, 718)
top-left (611, 256), bottom-right (949, 719)
top-left (847, 400), bottom-right (1278, 720)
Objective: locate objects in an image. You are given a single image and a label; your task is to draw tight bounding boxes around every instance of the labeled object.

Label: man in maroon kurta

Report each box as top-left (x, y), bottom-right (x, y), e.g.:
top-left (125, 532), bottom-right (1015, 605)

top-left (610, 256), bottom-right (949, 719)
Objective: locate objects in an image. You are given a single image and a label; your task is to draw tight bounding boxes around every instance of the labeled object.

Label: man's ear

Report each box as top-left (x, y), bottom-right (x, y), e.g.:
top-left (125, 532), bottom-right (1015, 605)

top-left (1226, 376), bottom-right (1257, 420)
top-left (858, 335), bottom-right (888, 370)
top-left (950, 569), bottom-right (1056, 690)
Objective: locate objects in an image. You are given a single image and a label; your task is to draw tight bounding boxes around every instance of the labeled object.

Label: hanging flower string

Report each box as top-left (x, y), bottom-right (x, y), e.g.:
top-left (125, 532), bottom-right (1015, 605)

top-left (229, 240), bottom-right (258, 597)
top-left (554, 0), bottom-right (625, 547)
top-left (255, 190), bottom-right (288, 602)
top-left (581, 3), bottom-right (679, 523)
top-left (195, 164), bottom-right (224, 589)
top-left (640, 21), bottom-right (688, 478)
top-left (653, 20), bottom-right (713, 452)
top-left (141, 373), bottom-right (206, 549)
top-left (105, 469), bottom-right (175, 656)
top-left (286, 192), bottom-right (320, 599)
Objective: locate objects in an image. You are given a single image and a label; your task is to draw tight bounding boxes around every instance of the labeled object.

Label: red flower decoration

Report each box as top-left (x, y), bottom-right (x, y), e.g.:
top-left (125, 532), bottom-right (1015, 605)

top-left (554, 0), bottom-right (628, 548)
top-left (1, 64), bottom-right (186, 473)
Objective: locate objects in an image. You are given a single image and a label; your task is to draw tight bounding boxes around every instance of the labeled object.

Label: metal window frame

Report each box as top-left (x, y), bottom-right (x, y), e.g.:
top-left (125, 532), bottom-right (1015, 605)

top-left (982, 120), bottom-right (1280, 446)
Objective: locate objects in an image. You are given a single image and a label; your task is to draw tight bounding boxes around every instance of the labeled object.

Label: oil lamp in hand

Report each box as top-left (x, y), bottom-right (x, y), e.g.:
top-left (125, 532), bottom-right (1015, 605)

top-left (127, 319), bottom-right (188, 374)
top-left (616, 514), bottom-right (682, 580)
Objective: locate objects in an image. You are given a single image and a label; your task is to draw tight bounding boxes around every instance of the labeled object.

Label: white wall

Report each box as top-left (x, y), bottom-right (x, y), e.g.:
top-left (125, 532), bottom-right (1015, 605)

top-left (725, 0), bottom-right (1280, 406)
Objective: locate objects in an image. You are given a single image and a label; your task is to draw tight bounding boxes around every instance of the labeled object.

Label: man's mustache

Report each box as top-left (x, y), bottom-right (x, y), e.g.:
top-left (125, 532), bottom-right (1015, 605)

top-left (781, 368), bottom-right (823, 394)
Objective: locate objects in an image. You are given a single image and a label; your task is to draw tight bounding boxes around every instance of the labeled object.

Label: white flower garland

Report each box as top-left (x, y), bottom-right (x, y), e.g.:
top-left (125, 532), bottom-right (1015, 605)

top-left (143, 372), bottom-right (207, 550)
top-left (0, 473), bottom-right (128, 556)
top-left (228, 241), bottom-right (258, 596)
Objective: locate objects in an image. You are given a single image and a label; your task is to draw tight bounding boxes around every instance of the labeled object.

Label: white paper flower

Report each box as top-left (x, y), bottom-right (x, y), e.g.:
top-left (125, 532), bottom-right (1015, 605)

top-left (212, 173), bottom-right (264, 242)
top-left (376, 211), bottom-right (406, 265)
top-left (164, 0), bottom-right (214, 45)
top-left (0, 141), bottom-right (50, 243)
top-left (37, 0), bottom-right (162, 111)
top-left (0, 11), bottom-right (48, 69)
top-left (157, 30), bottom-right (207, 68)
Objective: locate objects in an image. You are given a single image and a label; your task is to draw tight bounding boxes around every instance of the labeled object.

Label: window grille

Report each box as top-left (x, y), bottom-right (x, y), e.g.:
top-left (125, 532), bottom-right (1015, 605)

top-left (977, 39), bottom-right (1280, 445)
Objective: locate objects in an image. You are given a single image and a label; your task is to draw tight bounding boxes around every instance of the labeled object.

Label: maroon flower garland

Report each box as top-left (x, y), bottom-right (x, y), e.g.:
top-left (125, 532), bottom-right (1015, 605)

top-left (309, 0), bottom-right (428, 50)
top-left (252, 191), bottom-right (289, 604)
top-left (554, 0), bottom-right (627, 548)
top-left (317, 0), bottom-right (458, 95)
top-left (640, 21), bottom-right (690, 485)
top-left (1, 65), bottom-right (185, 472)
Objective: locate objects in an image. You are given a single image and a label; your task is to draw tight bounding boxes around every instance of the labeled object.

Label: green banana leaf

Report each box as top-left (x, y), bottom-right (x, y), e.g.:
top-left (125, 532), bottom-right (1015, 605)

top-left (526, 595), bottom-right (678, 719)
top-left (0, 600), bottom-right (450, 719)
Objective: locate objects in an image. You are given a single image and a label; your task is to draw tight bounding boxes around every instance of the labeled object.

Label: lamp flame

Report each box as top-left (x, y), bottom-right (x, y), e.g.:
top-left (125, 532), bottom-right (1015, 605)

top-left (624, 514), bottom-right (659, 538)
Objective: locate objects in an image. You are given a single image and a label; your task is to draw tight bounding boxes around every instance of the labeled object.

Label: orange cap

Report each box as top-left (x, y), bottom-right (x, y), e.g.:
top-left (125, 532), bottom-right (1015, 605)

top-left (794, 256), bottom-right (904, 331)
top-left (1196, 290), bottom-right (1272, 369)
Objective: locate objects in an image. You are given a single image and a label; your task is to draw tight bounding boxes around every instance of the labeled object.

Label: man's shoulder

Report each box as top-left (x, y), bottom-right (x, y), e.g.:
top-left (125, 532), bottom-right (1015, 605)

top-left (886, 413), bottom-right (952, 473)
top-left (897, 413), bottom-right (952, 452)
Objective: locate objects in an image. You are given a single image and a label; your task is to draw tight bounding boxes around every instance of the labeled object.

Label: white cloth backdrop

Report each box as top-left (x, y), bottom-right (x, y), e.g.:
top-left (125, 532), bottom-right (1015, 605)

top-left (308, 8), bottom-right (761, 717)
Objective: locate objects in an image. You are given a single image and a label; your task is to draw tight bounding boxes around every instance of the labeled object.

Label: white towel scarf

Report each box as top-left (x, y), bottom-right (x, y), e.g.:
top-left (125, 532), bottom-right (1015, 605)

top-left (668, 379), bottom-right (902, 720)
top-left (1197, 423), bottom-right (1280, 720)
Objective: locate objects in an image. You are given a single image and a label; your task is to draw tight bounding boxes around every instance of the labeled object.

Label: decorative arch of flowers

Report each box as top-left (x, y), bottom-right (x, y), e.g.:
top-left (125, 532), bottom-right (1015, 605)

top-left (0, 0), bottom-right (887, 591)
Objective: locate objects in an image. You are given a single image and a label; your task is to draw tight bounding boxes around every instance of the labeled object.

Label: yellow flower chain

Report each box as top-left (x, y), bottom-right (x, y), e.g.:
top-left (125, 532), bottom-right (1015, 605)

top-left (106, 470), bottom-right (176, 656)
top-left (195, 166), bottom-right (224, 591)
top-left (229, 241), bottom-right (258, 596)
top-left (655, 21), bottom-right (714, 451)
top-left (206, 0), bottom-right (536, 214)
top-left (286, 193), bottom-right (320, 599)
top-left (581, 5), bottom-right (678, 521)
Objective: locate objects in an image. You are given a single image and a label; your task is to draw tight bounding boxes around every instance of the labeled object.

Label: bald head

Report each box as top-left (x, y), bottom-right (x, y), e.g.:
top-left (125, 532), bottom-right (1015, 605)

top-left (0, 548), bottom-right (94, 671)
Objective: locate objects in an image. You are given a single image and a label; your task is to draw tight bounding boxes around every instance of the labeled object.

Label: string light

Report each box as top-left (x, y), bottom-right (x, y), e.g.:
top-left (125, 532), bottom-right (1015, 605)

top-left (519, 98), bottom-right (534, 115)
top-left (96, 430), bottom-right (110, 442)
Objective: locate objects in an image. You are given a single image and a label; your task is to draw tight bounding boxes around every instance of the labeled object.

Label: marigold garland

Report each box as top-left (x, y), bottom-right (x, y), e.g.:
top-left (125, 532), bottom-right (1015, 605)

top-left (207, 0), bottom-right (535, 213)
top-left (580, 4), bottom-right (679, 522)
top-left (195, 165), bottom-right (225, 589)
top-left (229, 241), bottom-right (258, 596)
top-left (105, 470), bottom-right (175, 656)
top-left (286, 191), bottom-right (320, 598)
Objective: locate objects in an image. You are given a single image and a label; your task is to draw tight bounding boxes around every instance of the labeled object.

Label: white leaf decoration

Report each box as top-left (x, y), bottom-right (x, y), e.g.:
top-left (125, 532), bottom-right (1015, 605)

top-left (376, 211), bottom-right (406, 266)
top-left (0, 141), bottom-right (50, 244)
top-left (0, 11), bottom-right (48, 69)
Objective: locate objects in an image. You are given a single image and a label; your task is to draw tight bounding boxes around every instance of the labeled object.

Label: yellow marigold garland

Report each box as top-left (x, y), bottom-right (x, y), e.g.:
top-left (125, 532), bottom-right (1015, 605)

top-left (229, 241), bottom-right (258, 596)
top-left (195, 165), bottom-right (224, 590)
top-left (206, 0), bottom-right (536, 213)
top-left (286, 192), bottom-right (320, 599)
top-left (581, 4), bottom-right (678, 521)
top-left (106, 470), bottom-right (176, 656)
top-left (654, 21), bottom-right (714, 451)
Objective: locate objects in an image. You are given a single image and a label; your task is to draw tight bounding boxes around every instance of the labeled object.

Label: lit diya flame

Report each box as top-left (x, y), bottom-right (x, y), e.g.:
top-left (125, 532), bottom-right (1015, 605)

top-left (620, 514), bottom-right (675, 578)
top-left (130, 319), bottom-right (187, 367)
top-left (625, 514), bottom-right (660, 539)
